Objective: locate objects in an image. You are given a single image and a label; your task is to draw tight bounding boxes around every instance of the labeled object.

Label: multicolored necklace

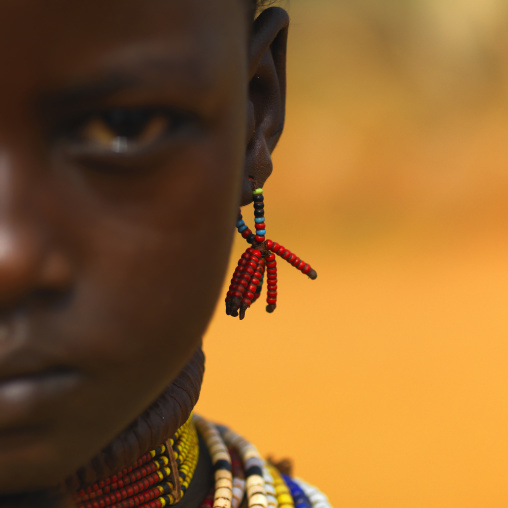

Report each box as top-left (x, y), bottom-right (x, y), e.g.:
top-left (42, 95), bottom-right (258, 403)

top-left (74, 416), bottom-right (199, 508)
top-left (73, 415), bottom-right (331, 508)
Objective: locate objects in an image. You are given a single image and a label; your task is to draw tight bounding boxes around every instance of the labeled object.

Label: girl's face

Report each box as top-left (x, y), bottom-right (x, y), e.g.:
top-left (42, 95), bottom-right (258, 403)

top-left (0, 0), bottom-right (249, 491)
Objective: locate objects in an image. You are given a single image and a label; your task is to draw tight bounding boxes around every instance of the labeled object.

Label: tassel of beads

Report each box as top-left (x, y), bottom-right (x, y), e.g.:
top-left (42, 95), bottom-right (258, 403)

top-left (225, 186), bottom-right (317, 320)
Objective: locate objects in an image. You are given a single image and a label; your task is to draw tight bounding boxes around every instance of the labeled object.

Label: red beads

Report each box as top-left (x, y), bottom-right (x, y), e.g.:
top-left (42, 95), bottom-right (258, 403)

top-left (265, 257), bottom-right (278, 312)
top-left (225, 186), bottom-right (317, 319)
top-left (225, 248), bottom-right (267, 320)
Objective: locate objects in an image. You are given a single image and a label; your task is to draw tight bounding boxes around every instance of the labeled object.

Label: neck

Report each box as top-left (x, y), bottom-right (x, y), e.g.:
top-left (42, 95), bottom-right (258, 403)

top-left (67, 346), bottom-right (205, 490)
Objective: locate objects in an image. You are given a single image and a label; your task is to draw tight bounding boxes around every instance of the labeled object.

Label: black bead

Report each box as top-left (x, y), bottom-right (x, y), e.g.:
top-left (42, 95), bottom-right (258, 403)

top-left (213, 459), bottom-right (233, 473)
top-left (254, 210), bottom-right (265, 218)
top-left (253, 194), bottom-right (264, 203)
top-left (247, 234), bottom-right (256, 244)
top-left (246, 465), bottom-right (264, 478)
top-left (254, 202), bottom-right (264, 210)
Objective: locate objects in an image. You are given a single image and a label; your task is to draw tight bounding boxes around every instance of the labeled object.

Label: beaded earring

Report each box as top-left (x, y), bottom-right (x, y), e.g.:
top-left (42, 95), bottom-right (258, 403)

top-left (225, 184), bottom-right (317, 320)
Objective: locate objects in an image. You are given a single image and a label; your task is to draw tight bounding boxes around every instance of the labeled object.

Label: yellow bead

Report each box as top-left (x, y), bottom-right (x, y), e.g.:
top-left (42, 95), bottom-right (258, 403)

top-left (278, 494), bottom-right (293, 504)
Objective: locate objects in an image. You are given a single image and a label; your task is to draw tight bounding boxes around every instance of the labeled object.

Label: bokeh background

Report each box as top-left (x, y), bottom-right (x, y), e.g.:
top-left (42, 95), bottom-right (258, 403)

top-left (196, 0), bottom-right (508, 506)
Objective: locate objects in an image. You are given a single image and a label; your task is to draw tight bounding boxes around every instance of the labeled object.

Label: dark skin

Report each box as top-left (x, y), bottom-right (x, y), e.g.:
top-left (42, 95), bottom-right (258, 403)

top-left (0, 0), bottom-right (288, 507)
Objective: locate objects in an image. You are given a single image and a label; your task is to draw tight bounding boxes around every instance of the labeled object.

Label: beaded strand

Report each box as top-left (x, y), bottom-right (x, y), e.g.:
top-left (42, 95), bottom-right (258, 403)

top-left (216, 423), bottom-right (329, 508)
top-left (281, 476), bottom-right (312, 508)
top-left (291, 479), bottom-right (332, 508)
top-left (75, 449), bottom-right (170, 505)
top-left (193, 415), bottom-right (234, 508)
top-left (168, 415), bottom-right (200, 501)
top-left (219, 426), bottom-right (268, 508)
top-left (74, 416), bottom-right (199, 508)
top-left (225, 248), bottom-right (266, 320)
top-left (261, 464), bottom-right (278, 508)
top-left (226, 185), bottom-right (317, 320)
top-left (200, 489), bottom-right (216, 508)
top-left (229, 447), bottom-right (247, 508)
top-left (267, 465), bottom-right (295, 508)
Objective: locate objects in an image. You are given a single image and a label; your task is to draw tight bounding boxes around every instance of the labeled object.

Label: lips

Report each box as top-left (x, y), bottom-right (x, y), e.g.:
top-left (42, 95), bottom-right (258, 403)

top-left (0, 309), bottom-right (84, 433)
top-left (0, 368), bottom-right (81, 428)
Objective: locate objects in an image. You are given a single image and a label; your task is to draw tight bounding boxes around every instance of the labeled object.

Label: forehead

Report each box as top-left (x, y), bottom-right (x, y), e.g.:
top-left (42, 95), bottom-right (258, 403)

top-left (0, 0), bottom-right (248, 99)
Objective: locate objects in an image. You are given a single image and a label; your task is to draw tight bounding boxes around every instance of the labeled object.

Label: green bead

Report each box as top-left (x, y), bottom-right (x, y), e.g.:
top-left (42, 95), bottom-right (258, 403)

top-left (253, 188), bottom-right (263, 195)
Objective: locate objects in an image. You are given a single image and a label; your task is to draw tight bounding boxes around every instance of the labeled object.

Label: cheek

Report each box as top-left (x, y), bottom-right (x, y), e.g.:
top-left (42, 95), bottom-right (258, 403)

top-left (26, 122), bottom-right (247, 485)
top-left (61, 105), bottom-right (246, 399)
top-left (0, 108), bottom-right (247, 494)
top-left (23, 62), bottom-right (251, 485)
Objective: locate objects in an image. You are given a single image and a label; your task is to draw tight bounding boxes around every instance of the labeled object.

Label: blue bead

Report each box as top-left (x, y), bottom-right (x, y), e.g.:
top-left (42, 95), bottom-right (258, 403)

top-left (255, 218), bottom-right (265, 224)
top-left (238, 225), bottom-right (248, 233)
top-left (236, 220), bottom-right (245, 228)
top-left (257, 229), bottom-right (266, 236)
top-left (282, 475), bottom-right (312, 508)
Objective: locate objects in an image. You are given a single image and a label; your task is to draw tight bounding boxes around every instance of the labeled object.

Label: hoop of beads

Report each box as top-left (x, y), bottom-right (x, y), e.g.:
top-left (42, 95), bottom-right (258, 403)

top-left (229, 447), bottom-right (247, 508)
top-left (262, 464), bottom-right (279, 508)
top-left (74, 447), bottom-right (171, 508)
top-left (281, 475), bottom-right (312, 508)
top-left (291, 479), bottom-right (332, 508)
top-left (226, 186), bottom-right (317, 320)
top-left (200, 489), bottom-right (216, 508)
top-left (193, 415), bottom-right (234, 508)
top-left (165, 415), bottom-right (200, 503)
top-left (267, 464), bottom-right (295, 508)
top-left (219, 426), bottom-right (268, 508)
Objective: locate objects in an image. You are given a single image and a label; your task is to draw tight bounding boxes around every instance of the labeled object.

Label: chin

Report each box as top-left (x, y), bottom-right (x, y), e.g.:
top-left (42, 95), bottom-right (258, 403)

top-left (0, 438), bottom-right (74, 494)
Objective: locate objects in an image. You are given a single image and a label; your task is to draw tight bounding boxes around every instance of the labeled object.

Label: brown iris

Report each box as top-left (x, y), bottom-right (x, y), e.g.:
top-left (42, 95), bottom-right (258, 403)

top-left (79, 110), bottom-right (169, 153)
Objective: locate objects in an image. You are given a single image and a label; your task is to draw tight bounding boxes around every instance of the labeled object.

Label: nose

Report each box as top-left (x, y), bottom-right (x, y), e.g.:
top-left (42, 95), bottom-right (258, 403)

top-left (0, 154), bottom-right (73, 310)
top-left (0, 225), bottom-right (72, 308)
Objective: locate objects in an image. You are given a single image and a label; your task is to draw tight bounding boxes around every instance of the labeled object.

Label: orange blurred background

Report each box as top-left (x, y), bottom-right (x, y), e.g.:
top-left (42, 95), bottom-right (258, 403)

top-left (197, 1), bottom-right (508, 506)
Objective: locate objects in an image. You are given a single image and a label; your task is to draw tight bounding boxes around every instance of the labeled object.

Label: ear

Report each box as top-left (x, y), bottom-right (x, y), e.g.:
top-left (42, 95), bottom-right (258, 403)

top-left (241, 7), bottom-right (289, 206)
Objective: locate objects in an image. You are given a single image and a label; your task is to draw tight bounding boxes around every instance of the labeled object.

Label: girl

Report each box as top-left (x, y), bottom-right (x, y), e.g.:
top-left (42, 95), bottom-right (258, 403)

top-left (0, 1), bottom-right (327, 507)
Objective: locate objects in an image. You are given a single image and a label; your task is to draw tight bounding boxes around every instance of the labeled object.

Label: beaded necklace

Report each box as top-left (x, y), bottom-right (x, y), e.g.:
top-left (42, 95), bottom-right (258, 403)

top-left (74, 416), bottom-right (199, 508)
top-left (193, 416), bottom-right (331, 508)
top-left (73, 415), bottom-right (331, 508)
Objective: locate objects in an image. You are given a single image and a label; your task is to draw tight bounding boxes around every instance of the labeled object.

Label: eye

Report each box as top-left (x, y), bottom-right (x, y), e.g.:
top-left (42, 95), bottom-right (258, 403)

top-left (76, 109), bottom-right (174, 154)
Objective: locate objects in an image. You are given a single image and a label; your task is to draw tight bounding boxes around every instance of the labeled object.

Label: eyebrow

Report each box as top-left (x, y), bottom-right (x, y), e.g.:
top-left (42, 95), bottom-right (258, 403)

top-left (38, 52), bottom-right (217, 112)
top-left (41, 75), bottom-right (139, 110)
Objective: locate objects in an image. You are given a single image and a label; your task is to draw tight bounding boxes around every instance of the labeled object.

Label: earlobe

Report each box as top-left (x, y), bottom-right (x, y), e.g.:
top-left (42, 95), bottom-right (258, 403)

top-left (241, 7), bottom-right (289, 206)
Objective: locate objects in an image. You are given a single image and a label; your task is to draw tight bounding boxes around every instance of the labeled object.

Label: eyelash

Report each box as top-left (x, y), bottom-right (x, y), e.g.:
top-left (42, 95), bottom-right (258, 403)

top-left (63, 107), bottom-right (190, 159)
